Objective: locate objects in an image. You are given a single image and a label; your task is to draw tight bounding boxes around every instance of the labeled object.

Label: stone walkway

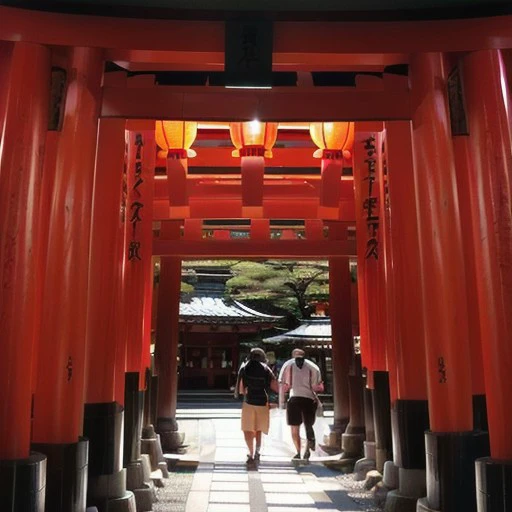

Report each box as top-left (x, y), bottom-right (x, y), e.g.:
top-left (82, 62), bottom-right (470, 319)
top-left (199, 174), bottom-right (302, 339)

top-left (152, 407), bottom-right (379, 512)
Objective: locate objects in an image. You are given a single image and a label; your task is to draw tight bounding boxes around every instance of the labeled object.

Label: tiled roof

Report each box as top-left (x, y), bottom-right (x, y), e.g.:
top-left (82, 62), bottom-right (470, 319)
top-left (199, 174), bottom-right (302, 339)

top-left (263, 318), bottom-right (331, 344)
top-left (179, 297), bottom-right (282, 324)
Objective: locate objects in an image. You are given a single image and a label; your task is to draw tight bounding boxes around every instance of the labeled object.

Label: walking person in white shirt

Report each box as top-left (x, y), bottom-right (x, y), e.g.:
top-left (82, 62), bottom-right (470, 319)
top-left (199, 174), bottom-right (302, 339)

top-left (278, 348), bottom-right (323, 460)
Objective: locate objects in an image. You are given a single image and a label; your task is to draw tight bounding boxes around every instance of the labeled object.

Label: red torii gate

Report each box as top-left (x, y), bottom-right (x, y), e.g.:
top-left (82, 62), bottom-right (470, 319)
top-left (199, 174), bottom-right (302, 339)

top-left (1, 5), bottom-right (512, 512)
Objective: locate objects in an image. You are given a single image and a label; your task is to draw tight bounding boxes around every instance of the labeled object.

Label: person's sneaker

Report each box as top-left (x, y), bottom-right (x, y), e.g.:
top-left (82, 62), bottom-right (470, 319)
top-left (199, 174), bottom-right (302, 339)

top-left (303, 449), bottom-right (311, 460)
top-left (292, 453), bottom-right (301, 461)
top-left (254, 451), bottom-right (261, 461)
top-left (246, 455), bottom-right (255, 465)
top-left (308, 439), bottom-right (316, 451)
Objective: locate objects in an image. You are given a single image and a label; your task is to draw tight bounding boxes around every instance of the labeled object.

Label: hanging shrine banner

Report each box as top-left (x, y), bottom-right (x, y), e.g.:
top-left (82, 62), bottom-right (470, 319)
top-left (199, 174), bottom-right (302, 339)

top-left (124, 129), bottom-right (156, 389)
top-left (353, 131), bottom-right (387, 372)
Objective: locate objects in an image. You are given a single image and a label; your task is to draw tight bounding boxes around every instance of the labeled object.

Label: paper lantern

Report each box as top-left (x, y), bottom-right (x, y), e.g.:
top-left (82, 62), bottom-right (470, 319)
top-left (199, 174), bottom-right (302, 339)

top-left (230, 121), bottom-right (278, 158)
top-left (310, 122), bottom-right (354, 159)
top-left (155, 121), bottom-right (198, 158)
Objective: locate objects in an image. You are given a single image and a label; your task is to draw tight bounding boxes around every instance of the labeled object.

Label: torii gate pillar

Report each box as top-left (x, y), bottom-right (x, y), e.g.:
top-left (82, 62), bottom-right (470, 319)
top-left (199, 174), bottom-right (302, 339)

top-left (0, 41), bottom-right (51, 511)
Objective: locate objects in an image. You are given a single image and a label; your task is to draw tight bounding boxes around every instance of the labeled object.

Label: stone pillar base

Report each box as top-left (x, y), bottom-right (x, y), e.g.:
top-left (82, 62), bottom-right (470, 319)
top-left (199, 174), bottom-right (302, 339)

top-left (156, 417), bottom-right (185, 453)
top-left (385, 490), bottom-right (419, 512)
top-left (323, 425), bottom-right (342, 450)
top-left (141, 426), bottom-right (169, 478)
top-left (417, 497), bottom-right (437, 512)
top-left (159, 431), bottom-right (185, 453)
top-left (364, 441), bottom-right (376, 460)
top-left (341, 432), bottom-right (364, 458)
top-left (84, 402), bottom-right (123, 477)
top-left (385, 469), bottom-right (426, 512)
top-left (383, 461), bottom-right (399, 490)
top-left (354, 440), bottom-right (377, 481)
top-left (423, 430), bottom-right (489, 512)
top-left (88, 468), bottom-right (138, 512)
top-left (32, 437), bottom-right (88, 512)
top-left (104, 491), bottom-right (137, 512)
top-left (475, 457), bottom-right (512, 511)
top-left (0, 452), bottom-right (46, 512)
top-left (126, 460), bottom-right (155, 512)
top-left (377, 447), bottom-right (390, 472)
top-left (132, 485), bottom-right (154, 512)
top-left (354, 457), bottom-right (377, 481)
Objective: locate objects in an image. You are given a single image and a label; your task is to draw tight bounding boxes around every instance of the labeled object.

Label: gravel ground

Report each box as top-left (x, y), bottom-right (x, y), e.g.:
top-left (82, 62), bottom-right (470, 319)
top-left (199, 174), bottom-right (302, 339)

top-left (335, 474), bottom-right (383, 511)
top-left (152, 464), bottom-right (381, 512)
top-left (153, 465), bottom-right (196, 512)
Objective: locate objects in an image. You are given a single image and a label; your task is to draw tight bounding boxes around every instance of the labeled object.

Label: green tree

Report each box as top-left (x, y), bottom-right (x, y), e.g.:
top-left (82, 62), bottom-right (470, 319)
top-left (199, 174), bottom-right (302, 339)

top-left (225, 260), bottom-right (329, 319)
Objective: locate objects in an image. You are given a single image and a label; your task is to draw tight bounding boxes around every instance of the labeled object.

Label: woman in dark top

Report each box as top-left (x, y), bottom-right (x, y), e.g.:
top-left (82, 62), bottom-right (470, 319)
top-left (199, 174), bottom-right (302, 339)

top-left (235, 348), bottom-right (277, 464)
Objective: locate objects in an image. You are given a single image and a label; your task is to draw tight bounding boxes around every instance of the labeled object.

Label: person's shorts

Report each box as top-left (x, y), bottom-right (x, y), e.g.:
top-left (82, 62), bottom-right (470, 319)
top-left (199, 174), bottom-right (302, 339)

top-left (286, 396), bottom-right (317, 427)
top-left (241, 402), bottom-right (270, 434)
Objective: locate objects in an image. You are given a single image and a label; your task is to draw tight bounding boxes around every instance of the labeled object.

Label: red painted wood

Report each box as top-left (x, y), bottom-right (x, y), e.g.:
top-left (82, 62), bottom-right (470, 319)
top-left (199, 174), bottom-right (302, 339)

top-left (305, 219), bottom-right (324, 240)
top-left (183, 219), bottom-right (203, 240)
top-left (124, 130), bottom-right (156, 390)
top-left (462, 49), bottom-right (512, 458)
top-left (452, 137), bottom-right (486, 397)
top-left (33, 47), bottom-right (103, 444)
top-left (241, 156), bottom-right (265, 207)
top-left (350, 131), bottom-right (370, 371)
top-left (353, 131), bottom-right (387, 372)
top-left (377, 131), bottom-right (397, 404)
top-left (153, 239), bottom-right (356, 258)
top-left (2, 6), bottom-right (512, 56)
top-left (328, 222), bottom-right (353, 429)
top-left (409, 52), bottom-right (472, 433)
top-left (155, 253), bottom-right (182, 419)
top-left (32, 132), bottom-right (60, 396)
top-left (157, 147), bottom-right (318, 168)
top-left (141, 131), bottom-right (156, 388)
top-left (101, 85), bottom-right (411, 122)
top-left (0, 42), bottom-right (50, 459)
top-left (250, 219), bottom-right (270, 240)
top-left (85, 118), bottom-right (126, 404)
top-left (166, 156), bottom-right (188, 206)
top-left (320, 157), bottom-right (343, 208)
top-left (385, 121), bottom-right (427, 401)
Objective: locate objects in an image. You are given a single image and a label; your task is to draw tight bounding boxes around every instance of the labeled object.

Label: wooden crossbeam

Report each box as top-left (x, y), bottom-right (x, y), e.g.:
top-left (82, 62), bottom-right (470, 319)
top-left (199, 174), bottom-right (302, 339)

top-left (101, 85), bottom-right (411, 121)
top-left (153, 239), bottom-right (356, 258)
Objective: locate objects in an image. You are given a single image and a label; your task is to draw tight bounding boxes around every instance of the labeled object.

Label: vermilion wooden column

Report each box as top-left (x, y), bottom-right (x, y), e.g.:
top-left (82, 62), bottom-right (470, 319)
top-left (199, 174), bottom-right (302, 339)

top-left (383, 121), bottom-right (430, 508)
top-left (353, 130), bottom-right (392, 471)
top-left (451, 123), bottom-right (487, 430)
top-left (329, 256), bottom-right (365, 456)
top-left (32, 131), bottom-right (60, 397)
top-left (461, 50), bottom-right (512, 509)
top-left (122, 129), bottom-right (156, 507)
top-left (410, 52), bottom-right (487, 512)
top-left (85, 118), bottom-right (126, 405)
top-left (82, 118), bottom-right (129, 510)
top-left (124, 128), bottom-right (156, 390)
top-left (140, 127), bottom-right (156, 392)
top-left (352, 133), bottom-right (372, 373)
top-left (376, 132), bottom-right (398, 405)
top-left (353, 131), bottom-right (387, 374)
top-left (0, 41), bottom-right (50, 510)
top-left (155, 220), bottom-right (183, 451)
top-left (327, 222), bottom-right (351, 435)
top-left (31, 46), bottom-right (103, 512)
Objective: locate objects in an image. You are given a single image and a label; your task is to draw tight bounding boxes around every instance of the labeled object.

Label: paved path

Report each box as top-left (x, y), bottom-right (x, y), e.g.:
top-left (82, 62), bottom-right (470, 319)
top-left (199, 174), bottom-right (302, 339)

top-left (167, 407), bottom-right (375, 512)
